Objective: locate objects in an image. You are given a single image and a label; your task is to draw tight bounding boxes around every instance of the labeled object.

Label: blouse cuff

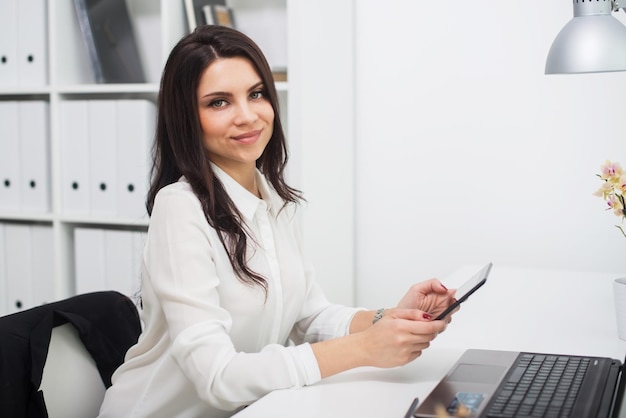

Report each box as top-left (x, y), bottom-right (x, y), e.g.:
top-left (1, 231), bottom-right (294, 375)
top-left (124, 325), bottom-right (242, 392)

top-left (287, 343), bottom-right (322, 386)
top-left (342, 307), bottom-right (368, 336)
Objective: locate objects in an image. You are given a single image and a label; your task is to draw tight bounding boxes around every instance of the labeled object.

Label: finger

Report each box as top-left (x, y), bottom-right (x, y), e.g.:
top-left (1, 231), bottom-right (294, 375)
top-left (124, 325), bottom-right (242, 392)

top-left (390, 308), bottom-right (435, 322)
top-left (404, 319), bottom-right (447, 337)
top-left (424, 278), bottom-right (450, 295)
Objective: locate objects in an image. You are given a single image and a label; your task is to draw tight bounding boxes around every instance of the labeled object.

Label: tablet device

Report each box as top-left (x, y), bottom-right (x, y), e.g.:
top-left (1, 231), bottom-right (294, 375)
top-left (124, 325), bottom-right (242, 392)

top-left (435, 262), bottom-right (492, 320)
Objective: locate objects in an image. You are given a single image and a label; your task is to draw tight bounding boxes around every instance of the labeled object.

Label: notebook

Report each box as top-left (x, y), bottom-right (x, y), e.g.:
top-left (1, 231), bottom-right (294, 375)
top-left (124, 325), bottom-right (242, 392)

top-left (409, 348), bottom-right (625, 418)
top-left (73, 0), bottom-right (146, 83)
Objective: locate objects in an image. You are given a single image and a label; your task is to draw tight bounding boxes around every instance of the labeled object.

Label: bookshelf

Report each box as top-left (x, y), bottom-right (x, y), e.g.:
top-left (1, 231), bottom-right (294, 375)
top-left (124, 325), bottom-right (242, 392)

top-left (0, 0), bottom-right (290, 315)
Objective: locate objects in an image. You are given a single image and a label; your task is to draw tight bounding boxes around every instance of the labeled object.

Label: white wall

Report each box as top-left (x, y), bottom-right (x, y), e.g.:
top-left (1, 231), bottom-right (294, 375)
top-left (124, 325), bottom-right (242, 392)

top-left (354, 1), bottom-right (626, 307)
top-left (289, 0), bottom-right (356, 306)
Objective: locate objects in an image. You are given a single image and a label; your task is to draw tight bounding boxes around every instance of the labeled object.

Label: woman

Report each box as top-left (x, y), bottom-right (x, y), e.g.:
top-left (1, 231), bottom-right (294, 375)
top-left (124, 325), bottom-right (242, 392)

top-left (98, 25), bottom-right (455, 418)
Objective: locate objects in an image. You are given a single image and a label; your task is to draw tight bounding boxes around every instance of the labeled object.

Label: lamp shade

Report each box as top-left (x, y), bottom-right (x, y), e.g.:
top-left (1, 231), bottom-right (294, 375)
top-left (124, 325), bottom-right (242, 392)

top-left (546, 4), bottom-right (626, 74)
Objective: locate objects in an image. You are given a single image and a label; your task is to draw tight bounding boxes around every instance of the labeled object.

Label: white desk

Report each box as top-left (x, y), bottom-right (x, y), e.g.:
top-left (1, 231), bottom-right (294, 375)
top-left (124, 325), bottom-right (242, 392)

top-left (233, 265), bottom-right (626, 418)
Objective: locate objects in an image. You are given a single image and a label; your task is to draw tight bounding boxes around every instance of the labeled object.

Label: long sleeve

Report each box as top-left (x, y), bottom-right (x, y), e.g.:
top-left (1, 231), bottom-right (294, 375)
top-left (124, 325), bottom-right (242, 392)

top-left (143, 183), bottom-right (322, 410)
top-left (286, 206), bottom-right (365, 345)
top-left (100, 172), bottom-right (357, 418)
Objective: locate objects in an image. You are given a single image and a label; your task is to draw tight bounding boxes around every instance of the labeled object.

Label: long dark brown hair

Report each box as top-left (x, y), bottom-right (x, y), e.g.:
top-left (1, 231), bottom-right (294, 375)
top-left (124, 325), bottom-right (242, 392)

top-left (147, 25), bottom-right (301, 292)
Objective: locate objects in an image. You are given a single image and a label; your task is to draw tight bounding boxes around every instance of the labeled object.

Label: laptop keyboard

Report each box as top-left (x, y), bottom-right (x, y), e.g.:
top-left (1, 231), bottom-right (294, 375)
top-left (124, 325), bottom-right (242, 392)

top-left (485, 353), bottom-right (590, 418)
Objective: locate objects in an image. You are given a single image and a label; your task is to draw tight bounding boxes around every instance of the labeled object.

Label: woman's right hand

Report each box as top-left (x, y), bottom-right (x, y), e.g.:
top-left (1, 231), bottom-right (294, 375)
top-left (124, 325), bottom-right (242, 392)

top-left (358, 308), bottom-right (447, 368)
top-left (311, 308), bottom-right (447, 378)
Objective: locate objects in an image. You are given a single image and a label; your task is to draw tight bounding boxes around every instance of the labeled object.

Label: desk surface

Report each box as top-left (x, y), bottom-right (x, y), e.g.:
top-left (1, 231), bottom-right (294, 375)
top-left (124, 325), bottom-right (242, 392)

top-left (233, 264), bottom-right (626, 418)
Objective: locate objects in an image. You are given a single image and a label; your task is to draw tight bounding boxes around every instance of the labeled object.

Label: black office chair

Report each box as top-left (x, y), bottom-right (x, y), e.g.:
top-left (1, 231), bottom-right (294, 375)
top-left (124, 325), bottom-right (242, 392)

top-left (0, 291), bottom-right (141, 418)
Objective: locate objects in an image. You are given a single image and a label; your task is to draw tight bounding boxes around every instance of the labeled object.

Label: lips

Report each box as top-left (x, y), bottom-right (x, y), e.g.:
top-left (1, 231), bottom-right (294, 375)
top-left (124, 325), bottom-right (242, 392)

top-left (232, 129), bottom-right (262, 144)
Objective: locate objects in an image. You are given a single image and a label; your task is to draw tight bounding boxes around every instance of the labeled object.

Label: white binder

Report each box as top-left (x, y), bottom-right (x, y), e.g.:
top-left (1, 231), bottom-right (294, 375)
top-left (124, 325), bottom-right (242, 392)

top-left (132, 230), bottom-right (147, 273)
top-left (0, 0), bottom-right (18, 87)
top-left (60, 100), bottom-right (91, 215)
top-left (128, 229), bottom-right (145, 298)
top-left (19, 101), bottom-right (50, 213)
top-left (74, 227), bottom-right (144, 298)
top-left (104, 229), bottom-right (140, 298)
top-left (0, 223), bottom-right (7, 315)
top-left (4, 224), bottom-right (33, 313)
top-left (74, 227), bottom-right (107, 294)
top-left (0, 102), bottom-right (21, 212)
top-left (88, 100), bottom-right (118, 217)
top-left (116, 99), bottom-right (156, 219)
top-left (31, 225), bottom-right (55, 306)
top-left (16, 0), bottom-right (47, 86)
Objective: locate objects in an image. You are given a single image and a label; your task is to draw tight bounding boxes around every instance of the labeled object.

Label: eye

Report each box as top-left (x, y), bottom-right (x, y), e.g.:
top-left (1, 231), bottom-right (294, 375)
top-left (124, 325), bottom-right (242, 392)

top-left (209, 99), bottom-right (228, 108)
top-left (250, 90), bottom-right (265, 100)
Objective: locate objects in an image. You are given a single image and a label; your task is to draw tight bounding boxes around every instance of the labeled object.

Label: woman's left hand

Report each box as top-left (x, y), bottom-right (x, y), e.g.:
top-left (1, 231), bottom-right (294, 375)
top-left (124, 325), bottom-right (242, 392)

top-left (396, 279), bottom-right (456, 320)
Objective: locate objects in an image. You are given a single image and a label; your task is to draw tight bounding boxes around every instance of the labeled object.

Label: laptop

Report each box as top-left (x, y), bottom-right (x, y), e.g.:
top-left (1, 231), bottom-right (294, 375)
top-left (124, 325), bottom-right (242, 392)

top-left (409, 348), bottom-right (625, 417)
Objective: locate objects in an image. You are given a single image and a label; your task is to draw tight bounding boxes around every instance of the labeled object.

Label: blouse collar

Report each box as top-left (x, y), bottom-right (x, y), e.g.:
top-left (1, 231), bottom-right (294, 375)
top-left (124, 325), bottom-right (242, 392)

top-left (210, 163), bottom-right (285, 221)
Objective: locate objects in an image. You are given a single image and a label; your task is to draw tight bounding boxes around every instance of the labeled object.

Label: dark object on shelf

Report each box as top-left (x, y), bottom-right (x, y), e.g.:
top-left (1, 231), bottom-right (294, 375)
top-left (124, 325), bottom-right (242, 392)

top-left (184, 0), bottom-right (229, 31)
top-left (73, 0), bottom-right (146, 83)
top-left (203, 4), bottom-right (236, 28)
top-left (272, 68), bottom-right (287, 82)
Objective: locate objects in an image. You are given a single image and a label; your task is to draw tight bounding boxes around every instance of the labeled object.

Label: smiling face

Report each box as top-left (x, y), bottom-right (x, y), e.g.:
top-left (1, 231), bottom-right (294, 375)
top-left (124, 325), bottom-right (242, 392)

top-left (197, 57), bottom-right (275, 182)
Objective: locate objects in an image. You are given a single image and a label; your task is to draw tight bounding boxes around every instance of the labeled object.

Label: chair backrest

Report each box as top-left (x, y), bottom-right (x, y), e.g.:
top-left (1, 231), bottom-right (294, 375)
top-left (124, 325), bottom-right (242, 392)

top-left (39, 323), bottom-right (107, 418)
top-left (0, 291), bottom-right (141, 418)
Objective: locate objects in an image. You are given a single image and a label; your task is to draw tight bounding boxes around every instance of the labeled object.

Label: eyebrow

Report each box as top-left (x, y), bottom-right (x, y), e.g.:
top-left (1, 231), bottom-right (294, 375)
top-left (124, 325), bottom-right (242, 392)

top-left (201, 81), bottom-right (265, 99)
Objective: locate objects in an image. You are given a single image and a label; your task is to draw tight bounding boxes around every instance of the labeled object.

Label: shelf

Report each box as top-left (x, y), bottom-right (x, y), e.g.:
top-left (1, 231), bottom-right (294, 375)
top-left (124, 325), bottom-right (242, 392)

top-left (0, 213), bottom-right (148, 228)
top-left (58, 216), bottom-right (149, 229)
top-left (0, 0), bottom-right (292, 316)
top-left (0, 213), bottom-right (54, 223)
top-left (0, 88), bottom-right (50, 97)
top-left (53, 83), bottom-right (161, 95)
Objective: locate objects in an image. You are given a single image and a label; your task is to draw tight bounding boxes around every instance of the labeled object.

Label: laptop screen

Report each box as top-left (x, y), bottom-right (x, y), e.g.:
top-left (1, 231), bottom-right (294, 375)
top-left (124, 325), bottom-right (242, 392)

top-left (613, 357), bottom-right (626, 418)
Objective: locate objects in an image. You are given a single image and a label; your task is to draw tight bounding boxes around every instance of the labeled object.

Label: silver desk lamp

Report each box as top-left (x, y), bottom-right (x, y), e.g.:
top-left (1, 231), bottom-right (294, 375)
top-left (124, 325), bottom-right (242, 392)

top-left (546, 0), bottom-right (626, 74)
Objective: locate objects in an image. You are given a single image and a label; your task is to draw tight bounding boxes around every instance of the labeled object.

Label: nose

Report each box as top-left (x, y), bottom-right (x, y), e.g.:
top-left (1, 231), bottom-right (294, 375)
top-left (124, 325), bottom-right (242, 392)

top-left (234, 101), bottom-right (258, 126)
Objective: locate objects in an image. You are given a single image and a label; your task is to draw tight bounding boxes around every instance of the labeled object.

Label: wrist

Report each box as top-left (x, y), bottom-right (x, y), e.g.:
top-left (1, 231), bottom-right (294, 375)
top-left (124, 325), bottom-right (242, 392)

top-left (312, 333), bottom-right (370, 377)
top-left (349, 309), bottom-right (380, 334)
top-left (372, 308), bottom-right (385, 324)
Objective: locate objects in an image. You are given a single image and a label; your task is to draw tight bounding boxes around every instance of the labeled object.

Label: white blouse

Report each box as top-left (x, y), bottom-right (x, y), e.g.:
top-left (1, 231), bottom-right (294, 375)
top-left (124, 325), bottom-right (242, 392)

top-left (98, 166), bottom-right (361, 418)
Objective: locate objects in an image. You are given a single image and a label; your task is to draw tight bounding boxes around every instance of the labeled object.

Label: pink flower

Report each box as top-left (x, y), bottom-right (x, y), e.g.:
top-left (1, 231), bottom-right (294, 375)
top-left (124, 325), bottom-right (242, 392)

top-left (600, 160), bottom-right (623, 180)
top-left (619, 174), bottom-right (626, 195)
top-left (608, 194), bottom-right (625, 217)
top-left (596, 160), bottom-right (626, 238)
top-left (594, 181), bottom-right (614, 199)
